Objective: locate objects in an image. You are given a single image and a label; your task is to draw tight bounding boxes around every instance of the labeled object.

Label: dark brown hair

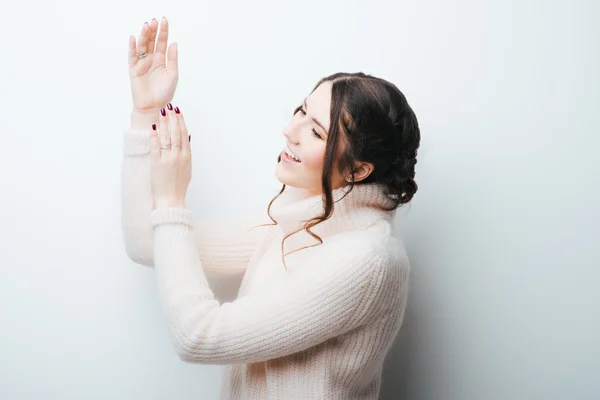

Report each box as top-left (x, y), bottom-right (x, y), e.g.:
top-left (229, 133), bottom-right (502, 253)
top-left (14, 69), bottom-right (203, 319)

top-left (256, 72), bottom-right (420, 271)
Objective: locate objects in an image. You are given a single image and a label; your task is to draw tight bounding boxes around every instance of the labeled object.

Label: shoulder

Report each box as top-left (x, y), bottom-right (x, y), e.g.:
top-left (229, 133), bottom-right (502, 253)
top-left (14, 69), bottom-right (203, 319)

top-left (316, 231), bottom-right (409, 296)
top-left (320, 234), bottom-right (409, 323)
top-left (336, 233), bottom-right (410, 315)
top-left (359, 234), bottom-right (409, 290)
top-left (327, 224), bottom-right (409, 273)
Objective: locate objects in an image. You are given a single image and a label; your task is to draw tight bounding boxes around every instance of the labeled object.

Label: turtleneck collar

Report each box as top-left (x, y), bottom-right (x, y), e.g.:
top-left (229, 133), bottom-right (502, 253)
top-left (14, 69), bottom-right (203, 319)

top-left (268, 182), bottom-right (398, 256)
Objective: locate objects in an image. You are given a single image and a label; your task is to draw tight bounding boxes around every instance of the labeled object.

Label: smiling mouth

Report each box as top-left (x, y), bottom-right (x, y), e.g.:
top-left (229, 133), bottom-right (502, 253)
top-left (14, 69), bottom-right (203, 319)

top-left (282, 150), bottom-right (301, 163)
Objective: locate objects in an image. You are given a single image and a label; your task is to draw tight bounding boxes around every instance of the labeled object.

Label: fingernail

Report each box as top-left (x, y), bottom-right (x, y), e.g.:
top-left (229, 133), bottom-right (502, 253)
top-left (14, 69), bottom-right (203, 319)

top-left (189, 135), bottom-right (191, 142)
top-left (152, 124), bottom-right (156, 130)
top-left (161, 108), bottom-right (166, 116)
top-left (175, 106), bottom-right (180, 114)
top-left (167, 103), bottom-right (173, 111)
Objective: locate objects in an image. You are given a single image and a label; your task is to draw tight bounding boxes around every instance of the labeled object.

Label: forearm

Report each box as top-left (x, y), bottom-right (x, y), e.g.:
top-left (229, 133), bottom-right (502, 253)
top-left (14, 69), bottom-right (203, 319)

top-left (121, 118), bottom-right (156, 266)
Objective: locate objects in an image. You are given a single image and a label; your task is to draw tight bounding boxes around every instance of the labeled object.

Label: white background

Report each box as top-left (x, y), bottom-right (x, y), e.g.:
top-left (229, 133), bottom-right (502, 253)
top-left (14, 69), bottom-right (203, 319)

top-left (1, 0), bottom-right (598, 399)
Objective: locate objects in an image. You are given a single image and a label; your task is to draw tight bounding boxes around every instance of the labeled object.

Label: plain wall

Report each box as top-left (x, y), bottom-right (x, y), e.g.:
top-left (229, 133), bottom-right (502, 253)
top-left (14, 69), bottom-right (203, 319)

top-left (1, 0), bottom-right (598, 399)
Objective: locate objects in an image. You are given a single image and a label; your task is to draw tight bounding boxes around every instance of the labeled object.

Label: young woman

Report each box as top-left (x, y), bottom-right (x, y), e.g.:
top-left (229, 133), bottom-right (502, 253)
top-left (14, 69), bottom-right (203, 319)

top-left (122, 17), bottom-right (420, 400)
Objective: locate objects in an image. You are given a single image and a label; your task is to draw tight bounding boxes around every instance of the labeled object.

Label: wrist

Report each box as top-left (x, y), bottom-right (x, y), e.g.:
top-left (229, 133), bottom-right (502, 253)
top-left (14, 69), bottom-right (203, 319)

top-left (154, 198), bottom-right (186, 209)
top-left (130, 107), bottom-right (160, 130)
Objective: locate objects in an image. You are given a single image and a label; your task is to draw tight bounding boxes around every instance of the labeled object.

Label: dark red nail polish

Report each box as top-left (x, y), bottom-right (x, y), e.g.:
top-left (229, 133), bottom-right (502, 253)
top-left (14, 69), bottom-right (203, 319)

top-left (175, 106), bottom-right (180, 114)
top-left (189, 135), bottom-right (191, 142)
top-left (167, 103), bottom-right (173, 111)
top-left (152, 124), bottom-right (156, 130)
top-left (161, 108), bottom-right (166, 116)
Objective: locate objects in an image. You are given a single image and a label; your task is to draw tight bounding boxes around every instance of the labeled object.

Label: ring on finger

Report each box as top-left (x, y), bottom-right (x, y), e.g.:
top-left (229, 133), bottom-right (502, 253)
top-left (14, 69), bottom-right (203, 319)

top-left (160, 135), bottom-right (171, 149)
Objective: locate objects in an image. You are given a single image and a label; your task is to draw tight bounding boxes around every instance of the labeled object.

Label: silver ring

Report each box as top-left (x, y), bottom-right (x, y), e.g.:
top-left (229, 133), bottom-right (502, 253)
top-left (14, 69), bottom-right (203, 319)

top-left (137, 52), bottom-right (147, 59)
top-left (161, 145), bottom-right (171, 149)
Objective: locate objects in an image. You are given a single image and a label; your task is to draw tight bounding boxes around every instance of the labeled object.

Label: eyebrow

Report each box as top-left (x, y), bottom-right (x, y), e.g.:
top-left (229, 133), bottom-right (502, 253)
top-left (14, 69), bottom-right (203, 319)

top-left (303, 98), bottom-right (328, 135)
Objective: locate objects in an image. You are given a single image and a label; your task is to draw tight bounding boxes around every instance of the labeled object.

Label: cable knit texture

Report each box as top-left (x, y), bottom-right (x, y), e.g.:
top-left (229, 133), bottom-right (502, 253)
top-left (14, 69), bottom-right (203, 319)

top-left (121, 127), bottom-right (410, 400)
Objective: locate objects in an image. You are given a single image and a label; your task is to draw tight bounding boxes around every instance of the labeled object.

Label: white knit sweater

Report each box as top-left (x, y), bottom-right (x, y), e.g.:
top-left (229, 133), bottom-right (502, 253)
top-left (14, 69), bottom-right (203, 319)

top-left (121, 127), bottom-right (410, 400)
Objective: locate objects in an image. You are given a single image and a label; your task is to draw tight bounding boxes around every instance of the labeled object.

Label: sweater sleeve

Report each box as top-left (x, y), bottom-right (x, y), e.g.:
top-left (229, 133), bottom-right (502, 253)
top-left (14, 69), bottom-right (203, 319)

top-left (121, 128), bottom-right (272, 276)
top-left (149, 206), bottom-right (398, 365)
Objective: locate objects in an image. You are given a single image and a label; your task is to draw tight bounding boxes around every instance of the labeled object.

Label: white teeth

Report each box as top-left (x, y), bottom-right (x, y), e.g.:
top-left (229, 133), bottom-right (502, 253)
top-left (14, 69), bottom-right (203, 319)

top-left (285, 147), bottom-right (301, 161)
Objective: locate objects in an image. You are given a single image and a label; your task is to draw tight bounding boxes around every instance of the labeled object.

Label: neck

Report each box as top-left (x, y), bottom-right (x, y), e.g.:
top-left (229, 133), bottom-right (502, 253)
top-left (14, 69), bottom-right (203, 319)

top-left (282, 181), bottom-right (350, 201)
top-left (268, 182), bottom-right (398, 256)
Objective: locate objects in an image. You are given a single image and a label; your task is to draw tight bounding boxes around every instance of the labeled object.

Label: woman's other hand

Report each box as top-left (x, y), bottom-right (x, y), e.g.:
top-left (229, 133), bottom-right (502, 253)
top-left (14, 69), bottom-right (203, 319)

top-left (128, 17), bottom-right (179, 112)
top-left (150, 104), bottom-right (192, 210)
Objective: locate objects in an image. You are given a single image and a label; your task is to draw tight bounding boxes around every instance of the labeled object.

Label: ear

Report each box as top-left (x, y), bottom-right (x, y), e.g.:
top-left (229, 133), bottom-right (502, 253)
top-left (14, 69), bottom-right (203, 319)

top-left (352, 162), bottom-right (375, 183)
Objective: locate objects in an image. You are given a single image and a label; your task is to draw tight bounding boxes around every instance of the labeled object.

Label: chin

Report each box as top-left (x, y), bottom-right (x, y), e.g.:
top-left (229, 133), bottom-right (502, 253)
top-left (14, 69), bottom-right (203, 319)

top-left (275, 164), bottom-right (293, 186)
top-left (275, 167), bottom-right (306, 188)
top-left (275, 172), bottom-right (299, 188)
top-left (276, 161), bottom-right (323, 189)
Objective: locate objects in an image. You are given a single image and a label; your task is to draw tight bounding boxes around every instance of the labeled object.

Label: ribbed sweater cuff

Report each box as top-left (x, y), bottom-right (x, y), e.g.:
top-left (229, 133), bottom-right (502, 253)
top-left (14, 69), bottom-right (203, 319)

top-left (123, 128), bottom-right (151, 155)
top-left (150, 207), bottom-right (194, 229)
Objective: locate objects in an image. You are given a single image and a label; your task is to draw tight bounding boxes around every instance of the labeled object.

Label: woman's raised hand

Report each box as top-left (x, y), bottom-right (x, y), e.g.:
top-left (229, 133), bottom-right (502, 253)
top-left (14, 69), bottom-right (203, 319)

top-left (128, 17), bottom-right (179, 111)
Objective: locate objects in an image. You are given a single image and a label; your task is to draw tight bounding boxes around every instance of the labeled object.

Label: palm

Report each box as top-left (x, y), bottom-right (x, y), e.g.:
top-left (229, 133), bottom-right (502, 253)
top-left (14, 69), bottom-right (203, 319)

top-left (129, 17), bottom-right (179, 111)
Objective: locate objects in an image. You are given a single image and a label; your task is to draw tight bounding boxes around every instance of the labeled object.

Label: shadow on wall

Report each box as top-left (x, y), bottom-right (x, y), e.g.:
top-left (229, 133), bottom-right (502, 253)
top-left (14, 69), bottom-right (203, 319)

top-left (381, 299), bottom-right (417, 399)
top-left (380, 263), bottom-right (440, 400)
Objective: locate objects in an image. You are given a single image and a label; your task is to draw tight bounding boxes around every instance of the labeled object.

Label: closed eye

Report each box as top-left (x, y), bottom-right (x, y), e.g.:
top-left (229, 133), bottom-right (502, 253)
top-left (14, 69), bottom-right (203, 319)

top-left (299, 107), bottom-right (323, 140)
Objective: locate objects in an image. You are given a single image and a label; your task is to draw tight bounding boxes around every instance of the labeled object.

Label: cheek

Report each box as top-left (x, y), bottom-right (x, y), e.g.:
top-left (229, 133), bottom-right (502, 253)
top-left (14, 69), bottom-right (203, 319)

top-left (300, 149), bottom-right (325, 171)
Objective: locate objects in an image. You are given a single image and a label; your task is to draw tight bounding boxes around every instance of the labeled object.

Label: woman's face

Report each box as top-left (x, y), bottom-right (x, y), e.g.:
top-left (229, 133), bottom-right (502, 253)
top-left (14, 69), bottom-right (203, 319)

top-left (275, 81), bottom-right (347, 197)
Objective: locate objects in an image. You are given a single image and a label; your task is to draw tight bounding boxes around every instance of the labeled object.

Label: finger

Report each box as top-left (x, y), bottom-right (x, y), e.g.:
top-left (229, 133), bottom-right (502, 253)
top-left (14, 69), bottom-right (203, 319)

top-left (150, 123), bottom-right (161, 158)
top-left (158, 107), bottom-right (171, 154)
top-left (167, 104), bottom-right (181, 153)
top-left (175, 106), bottom-right (190, 154)
top-left (128, 35), bottom-right (137, 68)
top-left (155, 17), bottom-right (169, 56)
top-left (167, 42), bottom-right (178, 78)
top-left (147, 18), bottom-right (158, 54)
top-left (136, 22), bottom-right (149, 57)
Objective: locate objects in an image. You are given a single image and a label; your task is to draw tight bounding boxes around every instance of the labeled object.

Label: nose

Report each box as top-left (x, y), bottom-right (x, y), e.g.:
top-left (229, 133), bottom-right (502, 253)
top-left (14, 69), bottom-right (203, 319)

top-left (283, 122), bottom-right (300, 144)
top-left (282, 130), bottom-right (294, 143)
